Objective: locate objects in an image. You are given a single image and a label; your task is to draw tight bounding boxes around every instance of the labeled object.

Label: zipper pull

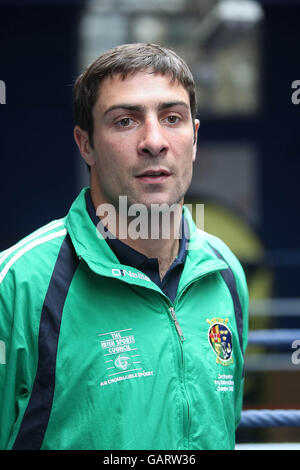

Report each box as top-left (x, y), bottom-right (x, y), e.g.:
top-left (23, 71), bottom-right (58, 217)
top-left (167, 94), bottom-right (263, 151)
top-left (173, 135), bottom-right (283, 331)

top-left (169, 307), bottom-right (185, 342)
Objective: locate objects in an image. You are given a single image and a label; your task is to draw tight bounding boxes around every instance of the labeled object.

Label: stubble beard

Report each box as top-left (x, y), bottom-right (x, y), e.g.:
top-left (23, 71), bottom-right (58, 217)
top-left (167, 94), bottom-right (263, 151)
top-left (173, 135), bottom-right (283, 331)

top-left (96, 167), bottom-right (193, 241)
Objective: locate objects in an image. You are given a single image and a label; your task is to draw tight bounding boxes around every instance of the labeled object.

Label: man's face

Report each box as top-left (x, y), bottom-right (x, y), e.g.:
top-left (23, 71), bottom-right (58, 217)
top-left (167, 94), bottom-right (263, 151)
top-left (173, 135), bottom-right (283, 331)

top-left (84, 71), bottom-right (199, 209)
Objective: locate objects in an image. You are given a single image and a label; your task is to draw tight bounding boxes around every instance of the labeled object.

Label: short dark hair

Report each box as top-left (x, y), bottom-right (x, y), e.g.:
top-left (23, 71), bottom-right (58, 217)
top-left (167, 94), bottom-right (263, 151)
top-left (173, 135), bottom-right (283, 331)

top-left (73, 43), bottom-right (197, 147)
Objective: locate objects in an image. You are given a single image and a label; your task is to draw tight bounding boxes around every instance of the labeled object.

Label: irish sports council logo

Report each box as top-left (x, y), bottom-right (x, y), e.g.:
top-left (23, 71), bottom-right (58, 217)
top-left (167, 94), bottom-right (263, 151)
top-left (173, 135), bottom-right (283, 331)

top-left (114, 355), bottom-right (132, 370)
top-left (207, 318), bottom-right (233, 366)
top-left (98, 328), bottom-right (154, 387)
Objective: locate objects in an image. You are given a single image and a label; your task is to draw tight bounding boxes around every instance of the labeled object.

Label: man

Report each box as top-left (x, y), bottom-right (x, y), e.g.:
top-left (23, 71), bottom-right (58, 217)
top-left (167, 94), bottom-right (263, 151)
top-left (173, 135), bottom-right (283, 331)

top-left (0, 43), bottom-right (248, 450)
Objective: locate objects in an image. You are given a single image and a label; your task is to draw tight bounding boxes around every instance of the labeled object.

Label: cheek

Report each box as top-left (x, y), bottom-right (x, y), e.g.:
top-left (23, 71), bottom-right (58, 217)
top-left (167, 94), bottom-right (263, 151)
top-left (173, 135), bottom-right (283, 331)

top-left (94, 143), bottom-right (122, 172)
top-left (177, 154), bottom-right (194, 189)
top-left (172, 134), bottom-right (195, 156)
top-left (175, 143), bottom-right (195, 171)
top-left (105, 138), bottom-right (132, 162)
top-left (183, 161), bottom-right (194, 181)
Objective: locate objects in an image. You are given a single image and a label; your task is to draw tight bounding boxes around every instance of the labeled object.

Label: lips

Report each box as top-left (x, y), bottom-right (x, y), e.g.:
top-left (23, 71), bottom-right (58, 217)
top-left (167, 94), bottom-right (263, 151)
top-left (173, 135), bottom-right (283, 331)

top-left (137, 169), bottom-right (171, 177)
top-left (136, 169), bottom-right (171, 184)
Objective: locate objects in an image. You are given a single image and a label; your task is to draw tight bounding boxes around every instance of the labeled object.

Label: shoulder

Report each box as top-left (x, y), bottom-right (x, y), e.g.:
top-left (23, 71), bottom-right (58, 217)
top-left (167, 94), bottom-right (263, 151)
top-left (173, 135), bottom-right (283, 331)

top-left (200, 229), bottom-right (249, 345)
top-left (183, 205), bottom-right (248, 297)
top-left (198, 229), bottom-right (248, 309)
top-left (202, 230), bottom-right (247, 282)
top-left (0, 219), bottom-right (68, 289)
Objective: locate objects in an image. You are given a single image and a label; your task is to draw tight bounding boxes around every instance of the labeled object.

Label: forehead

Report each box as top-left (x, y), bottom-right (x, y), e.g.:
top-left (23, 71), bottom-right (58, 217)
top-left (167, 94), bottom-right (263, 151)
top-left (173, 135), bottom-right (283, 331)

top-left (94, 71), bottom-right (190, 113)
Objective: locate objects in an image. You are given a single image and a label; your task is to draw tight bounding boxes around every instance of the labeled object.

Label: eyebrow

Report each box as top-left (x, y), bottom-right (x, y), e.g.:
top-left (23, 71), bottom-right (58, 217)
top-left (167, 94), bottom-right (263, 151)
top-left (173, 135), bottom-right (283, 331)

top-left (103, 101), bottom-right (190, 117)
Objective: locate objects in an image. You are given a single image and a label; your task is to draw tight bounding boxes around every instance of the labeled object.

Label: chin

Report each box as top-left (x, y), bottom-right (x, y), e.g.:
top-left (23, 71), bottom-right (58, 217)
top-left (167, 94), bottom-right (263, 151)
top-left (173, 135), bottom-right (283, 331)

top-left (136, 194), bottom-right (178, 206)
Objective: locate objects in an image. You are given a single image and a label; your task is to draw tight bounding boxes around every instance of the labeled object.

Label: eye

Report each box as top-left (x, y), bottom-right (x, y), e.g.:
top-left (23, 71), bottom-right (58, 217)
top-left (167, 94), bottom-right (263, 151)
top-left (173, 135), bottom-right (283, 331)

top-left (117, 117), bottom-right (134, 127)
top-left (166, 115), bottom-right (180, 124)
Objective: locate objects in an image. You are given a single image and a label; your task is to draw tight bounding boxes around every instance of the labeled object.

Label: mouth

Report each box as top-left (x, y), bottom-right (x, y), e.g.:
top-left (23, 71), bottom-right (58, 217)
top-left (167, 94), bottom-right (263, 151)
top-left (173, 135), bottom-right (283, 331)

top-left (135, 169), bottom-right (171, 183)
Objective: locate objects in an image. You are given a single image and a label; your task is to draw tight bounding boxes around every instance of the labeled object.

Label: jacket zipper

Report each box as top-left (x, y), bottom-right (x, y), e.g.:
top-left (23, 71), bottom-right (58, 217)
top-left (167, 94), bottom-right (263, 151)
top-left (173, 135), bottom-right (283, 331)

top-left (168, 265), bottom-right (227, 449)
top-left (169, 307), bottom-right (185, 342)
top-left (169, 306), bottom-right (190, 449)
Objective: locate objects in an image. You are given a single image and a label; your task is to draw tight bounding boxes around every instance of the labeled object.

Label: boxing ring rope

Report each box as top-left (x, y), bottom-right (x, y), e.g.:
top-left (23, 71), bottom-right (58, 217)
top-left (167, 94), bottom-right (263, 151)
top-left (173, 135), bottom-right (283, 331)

top-left (239, 409), bottom-right (300, 428)
top-left (247, 329), bottom-right (300, 348)
top-left (236, 302), bottom-right (300, 443)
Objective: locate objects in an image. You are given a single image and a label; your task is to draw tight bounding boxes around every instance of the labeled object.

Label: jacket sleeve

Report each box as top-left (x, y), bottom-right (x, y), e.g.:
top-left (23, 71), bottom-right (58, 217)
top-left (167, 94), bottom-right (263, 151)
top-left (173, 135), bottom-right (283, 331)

top-left (0, 263), bottom-right (35, 449)
top-left (0, 266), bottom-right (16, 449)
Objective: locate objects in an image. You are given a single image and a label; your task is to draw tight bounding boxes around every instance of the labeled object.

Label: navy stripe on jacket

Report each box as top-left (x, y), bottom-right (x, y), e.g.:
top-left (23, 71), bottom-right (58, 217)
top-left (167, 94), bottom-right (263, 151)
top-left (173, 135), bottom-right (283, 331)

top-left (13, 234), bottom-right (79, 450)
top-left (207, 242), bottom-right (244, 358)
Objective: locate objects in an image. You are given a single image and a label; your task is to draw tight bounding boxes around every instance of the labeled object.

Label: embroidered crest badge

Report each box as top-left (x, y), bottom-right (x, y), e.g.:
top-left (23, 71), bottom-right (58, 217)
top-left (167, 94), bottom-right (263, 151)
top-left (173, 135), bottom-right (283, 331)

top-left (207, 318), bottom-right (234, 366)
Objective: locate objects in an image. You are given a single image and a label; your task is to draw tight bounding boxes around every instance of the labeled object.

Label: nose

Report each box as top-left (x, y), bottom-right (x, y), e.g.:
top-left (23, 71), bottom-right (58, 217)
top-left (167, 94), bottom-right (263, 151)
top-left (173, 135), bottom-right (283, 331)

top-left (137, 118), bottom-right (169, 158)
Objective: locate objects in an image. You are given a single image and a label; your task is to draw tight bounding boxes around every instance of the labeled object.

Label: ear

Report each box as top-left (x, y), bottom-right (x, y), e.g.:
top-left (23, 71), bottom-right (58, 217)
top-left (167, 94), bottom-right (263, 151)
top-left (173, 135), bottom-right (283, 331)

top-left (73, 126), bottom-right (95, 166)
top-left (192, 119), bottom-right (200, 162)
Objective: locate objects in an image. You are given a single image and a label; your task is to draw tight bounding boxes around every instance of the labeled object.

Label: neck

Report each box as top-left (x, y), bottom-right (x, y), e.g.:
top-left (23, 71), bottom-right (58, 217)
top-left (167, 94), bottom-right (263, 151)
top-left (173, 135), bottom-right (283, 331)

top-left (123, 233), bottom-right (181, 281)
top-left (90, 178), bottom-right (183, 280)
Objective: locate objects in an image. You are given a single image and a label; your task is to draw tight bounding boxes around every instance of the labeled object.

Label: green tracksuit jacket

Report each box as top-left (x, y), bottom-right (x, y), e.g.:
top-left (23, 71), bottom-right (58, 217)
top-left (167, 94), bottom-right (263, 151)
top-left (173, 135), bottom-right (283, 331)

top-left (0, 188), bottom-right (248, 450)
